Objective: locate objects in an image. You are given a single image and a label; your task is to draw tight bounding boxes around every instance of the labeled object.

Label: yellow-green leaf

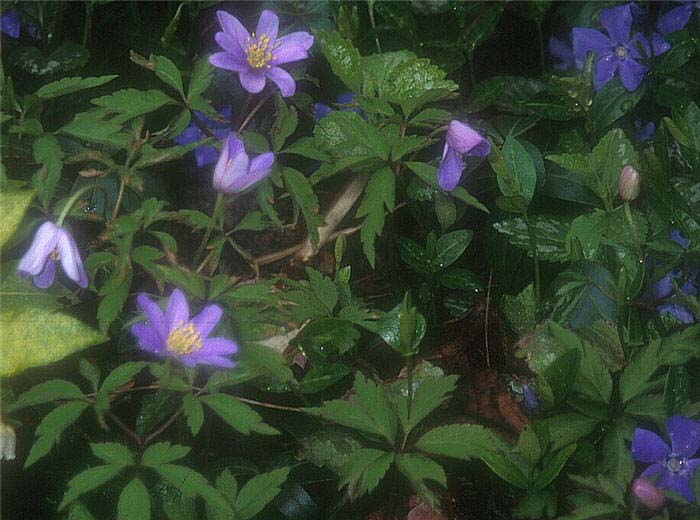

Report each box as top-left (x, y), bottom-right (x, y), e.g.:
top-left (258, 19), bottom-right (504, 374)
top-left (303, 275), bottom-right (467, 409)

top-left (1, 181), bottom-right (35, 248)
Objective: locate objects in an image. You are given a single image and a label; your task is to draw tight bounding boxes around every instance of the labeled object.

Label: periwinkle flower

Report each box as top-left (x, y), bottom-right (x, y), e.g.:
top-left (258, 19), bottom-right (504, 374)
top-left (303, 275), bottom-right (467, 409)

top-left (314, 92), bottom-right (362, 121)
top-left (655, 2), bottom-right (694, 37)
top-left (210, 9), bottom-right (314, 97)
top-left (1, 11), bottom-right (20, 38)
top-left (17, 221), bottom-right (88, 289)
top-left (671, 229), bottom-right (690, 249)
top-left (212, 132), bottom-right (275, 194)
top-left (619, 165), bottom-right (641, 201)
top-left (631, 415), bottom-right (700, 502)
top-left (573, 3), bottom-right (651, 92)
top-left (173, 106), bottom-right (232, 168)
top-left (632, 477), bottom-right (666, 510)
top-left (634, 119), bottom-right (655, 143)
top-left (437, 120), bottom-right (491, 192)
top-left (132, 288), bottom-right (238, 368)
top-left (658, 303), bottom-right (695, 324)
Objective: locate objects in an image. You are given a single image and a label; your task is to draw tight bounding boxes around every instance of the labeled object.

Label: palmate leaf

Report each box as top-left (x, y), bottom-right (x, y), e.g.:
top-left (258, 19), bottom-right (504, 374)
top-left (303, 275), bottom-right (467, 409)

top-left (141, 442), bottom-right (191, 466)
top-left (234, 467), bottom-right (291, 519)
top-left (34, 75), bottom-right (118, 99)
top-left (200, 393), bottom-right (279, 435)
top-left (414, 423), bottom-right (505, 460)
top-left (32, 134), bottom-right (64, 207)
top-left (117, 477), bottom-right (150, 520)
top-left (91, 88), bottom-right (176, 124)
top-left (59, 464), bottom-right (126, 510)
top-left (90, 442), bottom-right (134, 465)
top-left (338, 449), bottom-right (394, 499)
top-left (356, 166), bottom-right (395, 267)
top-left (395, 454), bottom-right (447, 508)
top-left (315, 30), bottom-right (363, 92)
top-left (12, 379), bottom-right (85, 410)
top-left (25, 401), bottom-right (89, 467)
top-left (397, 375), bottom-right (459, 435)
top-left (150, 464), bottom-right (232, 515)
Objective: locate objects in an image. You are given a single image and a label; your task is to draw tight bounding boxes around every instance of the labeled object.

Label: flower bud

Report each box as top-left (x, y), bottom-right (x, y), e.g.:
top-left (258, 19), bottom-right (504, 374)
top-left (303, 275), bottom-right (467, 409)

top-left (619, 165), bottom-right (640, 201)
top-left (632, 477), bottom-right (665, 511)
top-left (0, 421), bottom-right (16, 461)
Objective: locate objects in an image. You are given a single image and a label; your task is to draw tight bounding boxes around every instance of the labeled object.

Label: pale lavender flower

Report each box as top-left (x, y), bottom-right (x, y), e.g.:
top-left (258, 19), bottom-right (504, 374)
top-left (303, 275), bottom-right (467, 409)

top-left (632, 415), bottom-right (700, 502)
top-left (131, 288), bottom-right (238, 368)
top-left (210, 9), bottom-right (314, 97)
top-left (437, 120), bottom-right (491, 192)
top-left (212, 132), bottom-right (275, 194)
top-left (573, 3), bottom-right (650, 91)
top-left (17, 221), bottom-right (88, 289)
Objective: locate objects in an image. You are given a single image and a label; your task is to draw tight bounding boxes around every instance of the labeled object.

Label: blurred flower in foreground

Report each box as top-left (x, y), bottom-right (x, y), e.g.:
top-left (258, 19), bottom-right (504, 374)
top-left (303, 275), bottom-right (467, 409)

top-left (619, 165), bottom-right (640, 201)
top-left (0, 421), bottom-right (16, 461)
top-left (173, 106), bottom-right (232, 168)
top-left (631, 415), bottom-right (700, 502)
top-left (210, 9), bottom-right (314, 97)
top-left (17, 222), bottom-right (88, 289)
top-left (132, 288), bottom-right (238, 368)
top-left (1, 11), bottom-right (20, 38)
top-left (632, 477), bottom-right (666, 511)
top-left (548, 35), bottom-right (583, 71)
top-left (634, 119), bottom-right (655, 143)
top-left (652, 229), bottom-right (697, 324)
top-left (573, 3), bottom-right (652, 91)
top-left (437, 120), bottom-right (491, 192)
top-left (212, 132), bottom-right (275, 193)
top-left (314, 92), bottom-right (362, 121)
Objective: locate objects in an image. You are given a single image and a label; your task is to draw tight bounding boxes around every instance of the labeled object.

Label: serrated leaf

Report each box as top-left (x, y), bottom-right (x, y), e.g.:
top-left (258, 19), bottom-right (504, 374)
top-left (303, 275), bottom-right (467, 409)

top-left (399, 375), bottom-right (459, 435)
top-left (96, 362), bottom-right (148, 410)
top-left (200, 393), bottom-right (278, 435)
top-left (338, 449), bottom-right (393, 499)
top-left (271, 96), bottom-right (298, 152)
top-left (493, 215), bottom-right (570, 262)
top-left (59, 464), bottom-right (125, 510)
top-left (91, 88), bottom-right (175, 124)
top-left (316, 30), bottom-right (362, 92)
top-left (415, 423), bottom-right (504, 460)
top-left (141, 442), bottom-right (191, 466)
top-left (234, 467), bottom-right (290, 519)
top-left (356, 167), bottom-right (395, 267)
top-left (32, 134), bottom-right (64, 206)
top-left (25, 401), bottom-right (89, 467)
top-left (12, 379), bottom-right (85, 410)
top-left (152, 55), bottom-right (185, 97)
top-left (34, 75), bottom-right (118, 99)
top-left (118, 477), bottom-right (150, 520)
top-left (90, 442), bottom-right (134, 465)
top-left (282, 168), bottom-right (323, 249)
top-left (395, 454), bottom-right (446, 508)
top-left (182, 394), bottom-right (204, 436)
top-left (150, 464), bottom-right (232, 514)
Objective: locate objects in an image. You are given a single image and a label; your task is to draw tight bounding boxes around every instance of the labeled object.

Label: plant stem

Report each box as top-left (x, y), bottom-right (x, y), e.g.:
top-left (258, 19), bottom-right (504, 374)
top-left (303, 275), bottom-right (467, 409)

top-left (368, 0), bottom-right (382, 53)
top-left (624, 201), bottom-right (641, 245)
top-left (238, 94), bottom-right (269, 132)
top-left (82, 2), bottom-right (93, 47)
top-left (111, 175), bottom-right (127, 222)
top-left (194, 192), bottom-right (224, 263)
top-left (56, 185), bottom-right (95, 226)
top-left (524, 213), bottom-right (541, 317)
top-left (105, 411), bottom-right (142, 446)
top-left (466, 50), bottom-right (476, 88)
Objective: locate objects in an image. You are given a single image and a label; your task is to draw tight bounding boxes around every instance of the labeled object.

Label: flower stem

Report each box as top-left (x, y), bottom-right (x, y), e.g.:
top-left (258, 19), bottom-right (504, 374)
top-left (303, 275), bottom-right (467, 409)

top-left (368, 0), bottom-right (382, 53)
top-left (624, 201), bottom-right (640, 245)
top-left (524, 213), bottom-right (541, 317)
top-left (194, 192), bottom-right (224, 263)
top-left (238, 94), bottom-right (269, 132)
top-left (56, 185), bottom-right (95, 226)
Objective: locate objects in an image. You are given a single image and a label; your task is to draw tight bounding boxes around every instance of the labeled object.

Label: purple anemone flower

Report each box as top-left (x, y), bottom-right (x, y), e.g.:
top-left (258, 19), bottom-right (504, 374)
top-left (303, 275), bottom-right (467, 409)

top-left (635, 119), bottom-right (656, 143)
top-left (1, 11), bottom-right (20, 39)
top-left (437, 120), bottom-right (491, 192)
top-left (210, 9), bottom-right (314, 97)
top-left (548, 35), bottom-right (583, 71)
top-left (132, 288), bottom-right (238, 368)
top-left (314, 92), bottom-right (362, 121)
top-left (17, 221), bottom-right (88, 289)
top-left (173, 106), bottom-right (232, 168)
top-left (632, 415), bottom-right (700, 502)
top-left (656, 2), bottom-right (694, 36)
top-left (212, 132), bottom-right (275, 194)
top-left (573, 3), bottom-right (650, 91)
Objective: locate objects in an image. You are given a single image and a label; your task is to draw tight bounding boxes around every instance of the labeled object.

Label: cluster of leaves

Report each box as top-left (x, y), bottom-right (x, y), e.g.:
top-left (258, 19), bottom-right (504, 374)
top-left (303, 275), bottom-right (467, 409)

top-left (2, 1), bottom-right (700, 519)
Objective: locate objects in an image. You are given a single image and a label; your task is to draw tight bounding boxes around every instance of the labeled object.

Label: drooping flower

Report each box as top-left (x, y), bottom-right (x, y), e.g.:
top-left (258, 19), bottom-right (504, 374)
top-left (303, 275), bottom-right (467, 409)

top-left (173, 106), bottom-right (232, 168)
top-left (573, 3), bottom-right (651, 91)
top-left (631, 415), bottom-right (700, 502)
top-left (1, 11), bottom-right (20, 38)
top-left (619, 165), bottom-right (641, 201)
top-left (212, 132), bottom-right (275, 193)
top-left (0, 421), bottom-right (16, 461)
top-left (17, 221), bottom-right (88, 289)
top-left (437, 120), bottom-right (491, 192)
top-left (314, 92), bottom-right (362, 121)
top-left (634, 119), bottom-right (655, 143)
top-left (210, 9), bottom-right (314, 97)
top-left (632, 477), bottom-right (666, 510)
top-left (131, 288), bottom-right (238, 368)
top-left (548, 34), bottom-right (583, 71)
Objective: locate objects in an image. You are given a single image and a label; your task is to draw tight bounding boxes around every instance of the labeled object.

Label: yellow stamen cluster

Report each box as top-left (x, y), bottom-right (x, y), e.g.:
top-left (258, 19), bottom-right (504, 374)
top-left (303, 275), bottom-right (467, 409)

top-left (246, 33), bottom-right (276, 69)
top-left (166, 322), bottom-right (203, 355)
top-left (50, 249), bottom-right (60, 261)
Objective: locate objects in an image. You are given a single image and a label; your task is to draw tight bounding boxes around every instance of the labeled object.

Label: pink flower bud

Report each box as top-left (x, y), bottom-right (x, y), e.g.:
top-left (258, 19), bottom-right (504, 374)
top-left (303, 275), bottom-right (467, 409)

top-left (619, 165), bottom-right (640, 201)
top-left (632, 478), bottom-right (665, 511)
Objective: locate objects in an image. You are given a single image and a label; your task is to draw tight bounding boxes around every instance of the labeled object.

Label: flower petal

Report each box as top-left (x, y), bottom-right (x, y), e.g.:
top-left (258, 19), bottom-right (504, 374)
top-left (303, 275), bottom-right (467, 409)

top-left (658, 471), bottom-right (694, 502)
top-left (671, 229), bottom-right (690, 249)
top-left (271, 44), bottom-right (310, 66)
top-left (658, 304), bottom-right (695, 324)
top-left (217, 10), bottom-right (250, 50)
top-left (438, 145), bottom-right (464, 192)
top-left (18, 221), bottom-right (59, 277)
top-left (256, 10), bottom-right (279, 41)
top-left (600, 3), bottom-right (632, 44)
top-left (213, 133), bottom-right (247, 192)
top-left (446, 120), bottom-right (490, 156)
top-left (572, 28), bottom-right (613, 61)
top-left (238, 69), bottom-right (267, 94)
top-left (131, 323), bottom-right (165, 353)
top-left (194, 145), bottom-right (219, 168)
top-left (668, 416), bottom-right (700, 458)
top-left (653, 273), bottom-right (675, 300)
top-left (173, 124), bottom-right (203, 146)
top-left (1, 12), bottom-right (21, 39)
top-left (275, 31), bottom-right (314, 51)
top-left (657, 4), bottom-right (693, 36)
top-left (56, 229), bottom-right (89, 288)
top-left (632, 428), bottom-right (670, 463)
top-left (136, 294), bottom-right (168, 341)
top-left (202, 337), bottom-right (239, 355)
top-left (640, 462), bottom-right (665, 480)
top-left (314, 102), bottom-right (333, 121)
top-left (192, 304), bottom-right (223, 338)
top-left (593, 54), bottom-right (619, 91)
top-left (210, 51), bottom-right (248, 72)
top-left (549, 35), bottom-right (575, 71)
top-left (166, 288), bottom-right (189, 329)
top-left (265, 66), bottom-right (295, 97)
top-left (33, 258), bottom-right (57, 289)
top-left (214, 32), bottom-right (247, 63)
top-left (618, 58), bottom-right (647, 92)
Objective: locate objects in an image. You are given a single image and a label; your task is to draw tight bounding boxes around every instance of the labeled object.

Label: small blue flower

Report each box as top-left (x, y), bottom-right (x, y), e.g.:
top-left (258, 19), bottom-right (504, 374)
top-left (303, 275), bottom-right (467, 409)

top-left (173, 106), bottom-right (232, 168)
top-left (1, 11), bottom-right (20, 38)
top-left (634, 119), bottom-right (655, 143)
top-left (314, 92), bottom-right (362, 121)
top-left (522, 383), bottom-right (540, 411)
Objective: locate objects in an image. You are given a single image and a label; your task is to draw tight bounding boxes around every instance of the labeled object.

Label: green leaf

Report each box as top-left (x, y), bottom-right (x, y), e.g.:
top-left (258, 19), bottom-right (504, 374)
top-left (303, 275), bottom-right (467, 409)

top-left (34, 75), bottom-right (118, 99)
top-left (501, 283), bottom-right (538, 336)
top-left (91, 89), bottom-right (175, 123)
top-left (79, 359), bottom-right (101, 393)
top-left (400, 375), bottom-right (458, 435)
top-left (12, 379), bottom-right (84, 410)
top-left (480, 449), bottom-right (529, 489)
top-left (187, 58), bottom-right (214, 100)
top-left (152, 55), bottom-right (185, 97)
top-left (356, 167), bottom-right (395, 267)
top-left (314, 111), bottom-right (389, 160)
top-left (237, 342), bottom-right (295, 385)
top-left (59, 464), bottom-right (126, 510)
top-left (182, 394), bottom-right (204, 436)
top-left (97, 270), bottom-right (133, 334)
top-left (59, 112), bottom-right (128, 147)
top-left (68, 502), bottom-right (95, 520)
top-left (414, 424), bottom-right (504, 460)
top-left (434, 230), bottom-right (473, 268)
top-left (493, 215), bottom-right (570, 262)
top-left (151, 464), bottom-right (232, 514)
top-left (271, 95), bottom-right (299, 152)
top-left (494, 135), bottom-right (536, 209)
top-left (282, 168), bottom-right (323, 249)
top-left (25, 401), bottom-right (89, 467)
top-left (234, 467), bottom-right (290, 519)
top-left (315, 30), bottom-right (362, 92)
top-left (395, 454), bottom-right (446, 508)
top-left (534, 444), bottom-right (577, 491)
top-left (96, 362), bottom-right (148, 410)
top-left (589, 80), bottom-right (645, 132)
top-left (200, 393), bottom-right (279, 435)
top-left (376, 302), bottom-right (427, 356)
top-left (141, 442), bottom-right (190, 466)
top-left (619, 340), bottom-right (661, 404)
top-left (1, 181), bottom-right (35, 248)
top-left (118, 477), bottom-right (150, 520)
top-left (90, 442), bottom-right (134, 465)
top-left (32, 134), bottom-right (64, 207)
top-left (338, 449), bottom-right (394, 499)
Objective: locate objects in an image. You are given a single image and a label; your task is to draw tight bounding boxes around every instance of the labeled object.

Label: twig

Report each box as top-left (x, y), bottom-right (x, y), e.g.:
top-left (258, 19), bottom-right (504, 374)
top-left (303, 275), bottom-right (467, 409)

top-left (105, 411), bottom-right (142, 446)
top-left (239, 94), bottom-right (269, 132)
top-left (484, 269), bottom-right (493, 368)
top-left (233, 396), bottom-right (303, 412)
top-left (143, 409), bottom-right (182, 446)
